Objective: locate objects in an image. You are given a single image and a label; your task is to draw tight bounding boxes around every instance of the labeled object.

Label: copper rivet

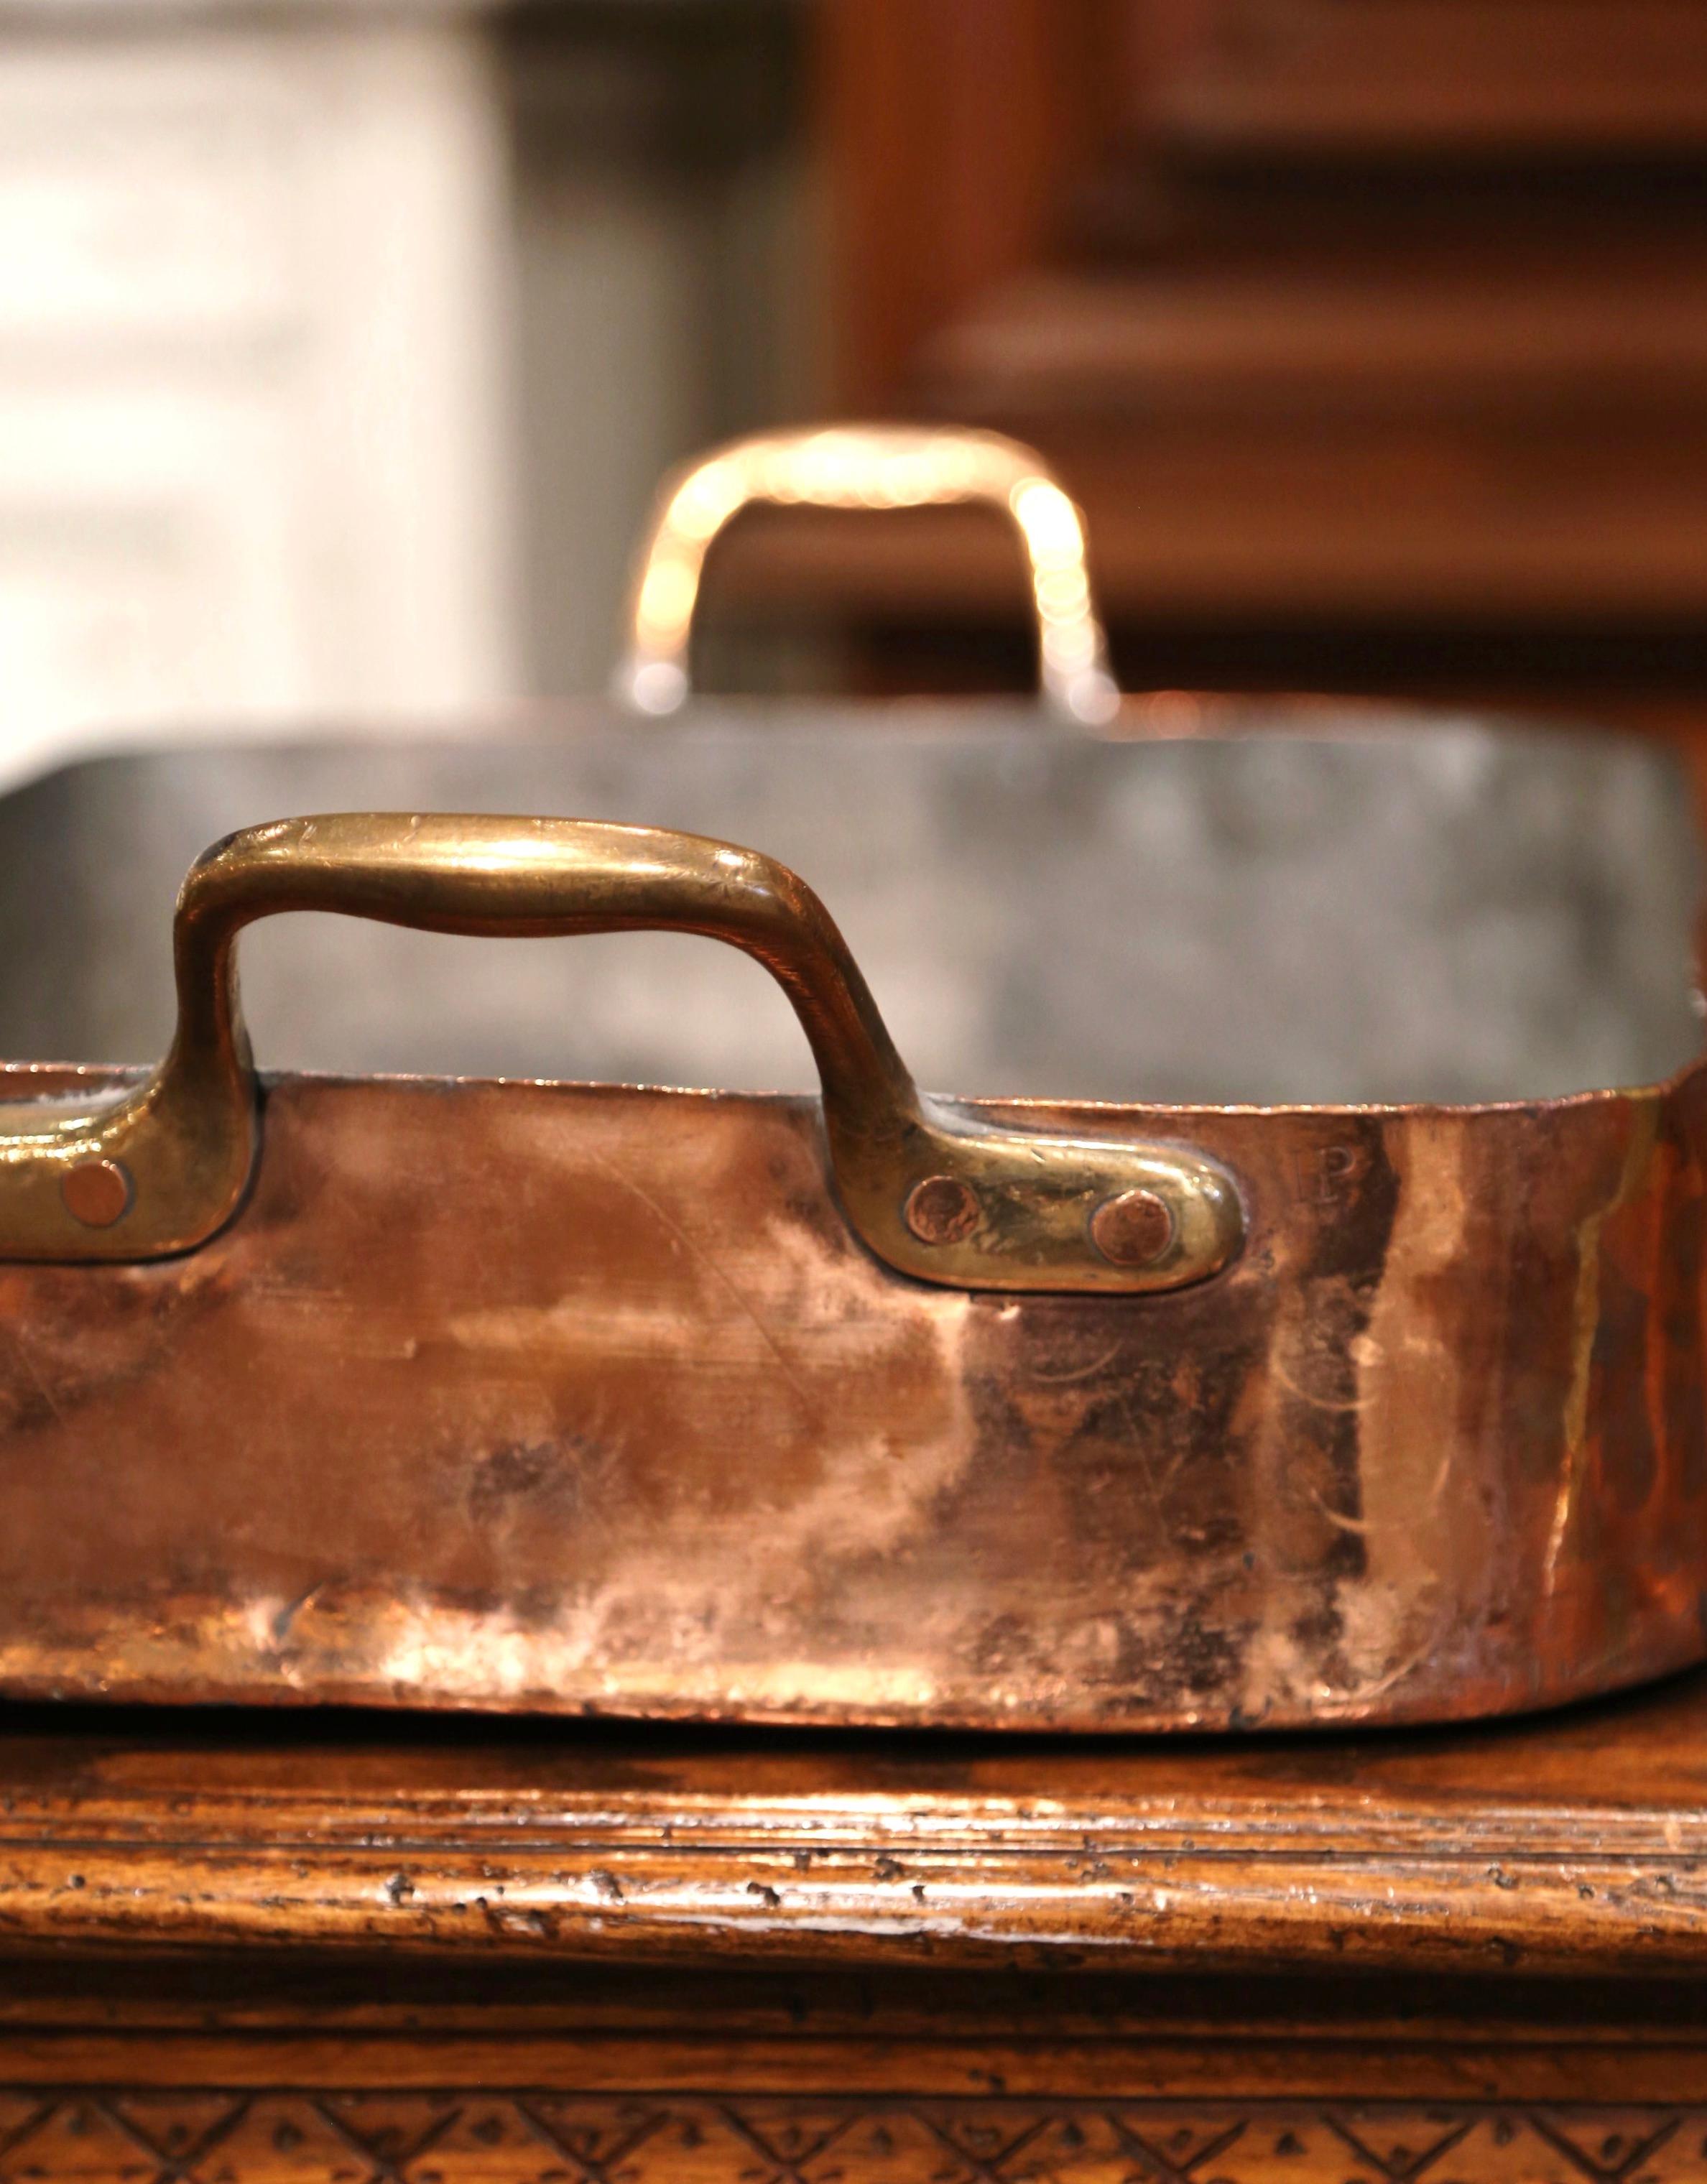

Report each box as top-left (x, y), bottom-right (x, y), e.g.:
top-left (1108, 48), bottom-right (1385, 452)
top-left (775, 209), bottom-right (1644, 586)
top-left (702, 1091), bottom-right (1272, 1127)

top-left (60, 1158), bottom-right (134, 1229)
top-left (904, 1175), bottom-right (981, 1246)
top-left (1090, 1188), bottom-right (1175, 1267)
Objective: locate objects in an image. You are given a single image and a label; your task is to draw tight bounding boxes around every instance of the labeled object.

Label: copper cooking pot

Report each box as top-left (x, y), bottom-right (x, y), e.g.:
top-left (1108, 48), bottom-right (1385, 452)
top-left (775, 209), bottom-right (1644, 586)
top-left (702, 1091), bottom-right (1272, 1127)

top-left (0, 427), bottom-right (1702, 1731)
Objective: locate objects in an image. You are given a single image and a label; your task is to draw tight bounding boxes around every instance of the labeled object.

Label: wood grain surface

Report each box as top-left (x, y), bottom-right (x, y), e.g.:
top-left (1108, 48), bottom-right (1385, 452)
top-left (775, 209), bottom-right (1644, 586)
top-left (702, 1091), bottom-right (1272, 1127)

top-left (4, 1667), bottom-right (1707, 1979)
top-left (5, 1676), bottom-right (1707, 2170)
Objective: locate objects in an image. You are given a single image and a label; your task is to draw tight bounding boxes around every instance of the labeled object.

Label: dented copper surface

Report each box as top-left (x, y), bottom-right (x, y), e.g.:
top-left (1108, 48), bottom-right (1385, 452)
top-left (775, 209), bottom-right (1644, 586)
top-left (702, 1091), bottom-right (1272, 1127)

top-left (0, 1047), bottom-right (1703, 1729)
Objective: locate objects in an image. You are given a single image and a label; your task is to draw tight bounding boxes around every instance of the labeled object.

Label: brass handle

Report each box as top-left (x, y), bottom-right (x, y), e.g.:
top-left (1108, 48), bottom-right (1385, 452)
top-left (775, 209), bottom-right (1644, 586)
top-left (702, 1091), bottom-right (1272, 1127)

top-left (613, 425), bottom-right (1120, 728)
top-left (0, 813), bottom-right (1241, 1290)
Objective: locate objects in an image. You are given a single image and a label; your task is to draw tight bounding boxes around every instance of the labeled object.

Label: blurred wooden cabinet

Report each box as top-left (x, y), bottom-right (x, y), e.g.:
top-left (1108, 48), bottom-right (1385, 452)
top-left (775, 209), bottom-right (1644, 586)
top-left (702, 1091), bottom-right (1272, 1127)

top-left (721, 0), bottom-right (1707, 732)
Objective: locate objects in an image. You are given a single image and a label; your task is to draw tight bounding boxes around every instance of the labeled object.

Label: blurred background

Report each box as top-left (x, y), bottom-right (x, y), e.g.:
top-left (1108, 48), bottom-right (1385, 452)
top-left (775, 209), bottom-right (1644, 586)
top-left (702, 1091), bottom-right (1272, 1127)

top-left (5, 0), bottom-right (1707, 781)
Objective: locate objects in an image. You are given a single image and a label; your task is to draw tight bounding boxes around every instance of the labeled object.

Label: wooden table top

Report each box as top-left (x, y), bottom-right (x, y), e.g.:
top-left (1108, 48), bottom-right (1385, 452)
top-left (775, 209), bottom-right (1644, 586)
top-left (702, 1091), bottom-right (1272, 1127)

top-left (2, 1662), bottom-right (1705, 1982)
top-left (4, 1675), bottom-right (1707, 2175)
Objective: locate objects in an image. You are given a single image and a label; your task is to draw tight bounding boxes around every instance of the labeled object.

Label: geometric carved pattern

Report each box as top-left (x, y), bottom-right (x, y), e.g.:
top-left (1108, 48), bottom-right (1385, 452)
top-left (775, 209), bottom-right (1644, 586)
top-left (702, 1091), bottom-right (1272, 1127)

top-left (1, 2097), bottom-right (1703, 2183)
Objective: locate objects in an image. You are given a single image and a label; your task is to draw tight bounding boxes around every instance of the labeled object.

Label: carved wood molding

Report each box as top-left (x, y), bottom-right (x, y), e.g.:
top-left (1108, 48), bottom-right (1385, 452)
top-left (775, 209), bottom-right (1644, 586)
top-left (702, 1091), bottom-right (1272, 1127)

top-left (7, 1677), bottom-right (1707, 1980)
top-left (0, 2092), bottom-right (1701, 2183)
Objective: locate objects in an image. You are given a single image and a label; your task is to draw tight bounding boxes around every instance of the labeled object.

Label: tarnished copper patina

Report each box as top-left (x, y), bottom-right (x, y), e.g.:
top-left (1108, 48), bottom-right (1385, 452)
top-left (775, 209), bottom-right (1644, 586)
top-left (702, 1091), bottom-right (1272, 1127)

top-left (0, 425), bottom-right (1703, 1731)
top-left (0, 815), bottom-right (1702, 1729)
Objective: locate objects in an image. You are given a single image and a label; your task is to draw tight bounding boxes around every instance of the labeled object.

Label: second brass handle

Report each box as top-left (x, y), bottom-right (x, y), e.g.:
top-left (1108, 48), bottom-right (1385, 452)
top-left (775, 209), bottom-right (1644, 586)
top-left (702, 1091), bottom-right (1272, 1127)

top-left (613, 425), bottom-right (1120, 728)
top-left (0, 813), bottom-right (1241, 1292)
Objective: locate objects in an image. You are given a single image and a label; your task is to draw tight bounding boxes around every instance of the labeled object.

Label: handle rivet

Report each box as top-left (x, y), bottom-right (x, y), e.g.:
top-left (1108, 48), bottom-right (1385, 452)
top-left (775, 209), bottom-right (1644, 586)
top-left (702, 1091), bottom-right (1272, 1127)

top-left (904, 1175), bottom-right (981, 1246)
top-left (1091, 1188), bottom-right (1175, 1267)
top-left (61, 1157), bottom-right (134, 1229)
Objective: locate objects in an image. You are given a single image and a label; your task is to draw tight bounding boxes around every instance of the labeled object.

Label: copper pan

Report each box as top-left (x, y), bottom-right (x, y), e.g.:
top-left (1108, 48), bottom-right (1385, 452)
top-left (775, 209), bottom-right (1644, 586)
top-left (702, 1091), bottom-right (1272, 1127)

top-left (0, 428), bottom-right (1703, 1731)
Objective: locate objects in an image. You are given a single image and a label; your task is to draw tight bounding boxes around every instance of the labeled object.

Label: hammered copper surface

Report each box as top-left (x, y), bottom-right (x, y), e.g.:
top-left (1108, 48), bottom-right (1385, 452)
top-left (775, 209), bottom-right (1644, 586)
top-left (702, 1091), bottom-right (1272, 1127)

top-left (1, 1057), bottom-right (1702, 1729)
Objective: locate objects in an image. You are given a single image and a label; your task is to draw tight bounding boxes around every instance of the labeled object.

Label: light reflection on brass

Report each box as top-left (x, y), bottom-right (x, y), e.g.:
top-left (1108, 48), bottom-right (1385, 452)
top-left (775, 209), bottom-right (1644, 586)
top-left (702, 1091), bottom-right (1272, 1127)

top-left (612, 425), bottom-right (1120, 726)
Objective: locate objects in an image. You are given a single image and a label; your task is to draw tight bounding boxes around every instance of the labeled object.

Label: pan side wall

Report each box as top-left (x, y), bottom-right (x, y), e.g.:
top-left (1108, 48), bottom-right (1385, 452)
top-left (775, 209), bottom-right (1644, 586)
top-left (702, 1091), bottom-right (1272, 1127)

top-left (0, 1067), bottom-right (1702, 1729)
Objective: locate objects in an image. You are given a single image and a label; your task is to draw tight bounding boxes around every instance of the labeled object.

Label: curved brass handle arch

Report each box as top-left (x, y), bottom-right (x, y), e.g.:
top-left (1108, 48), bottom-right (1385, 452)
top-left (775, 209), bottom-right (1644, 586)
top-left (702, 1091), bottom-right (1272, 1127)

top-left (0, 814), bottom-right (1241, 1291)
top-left (613, 425), bottom-right (1121, 729)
